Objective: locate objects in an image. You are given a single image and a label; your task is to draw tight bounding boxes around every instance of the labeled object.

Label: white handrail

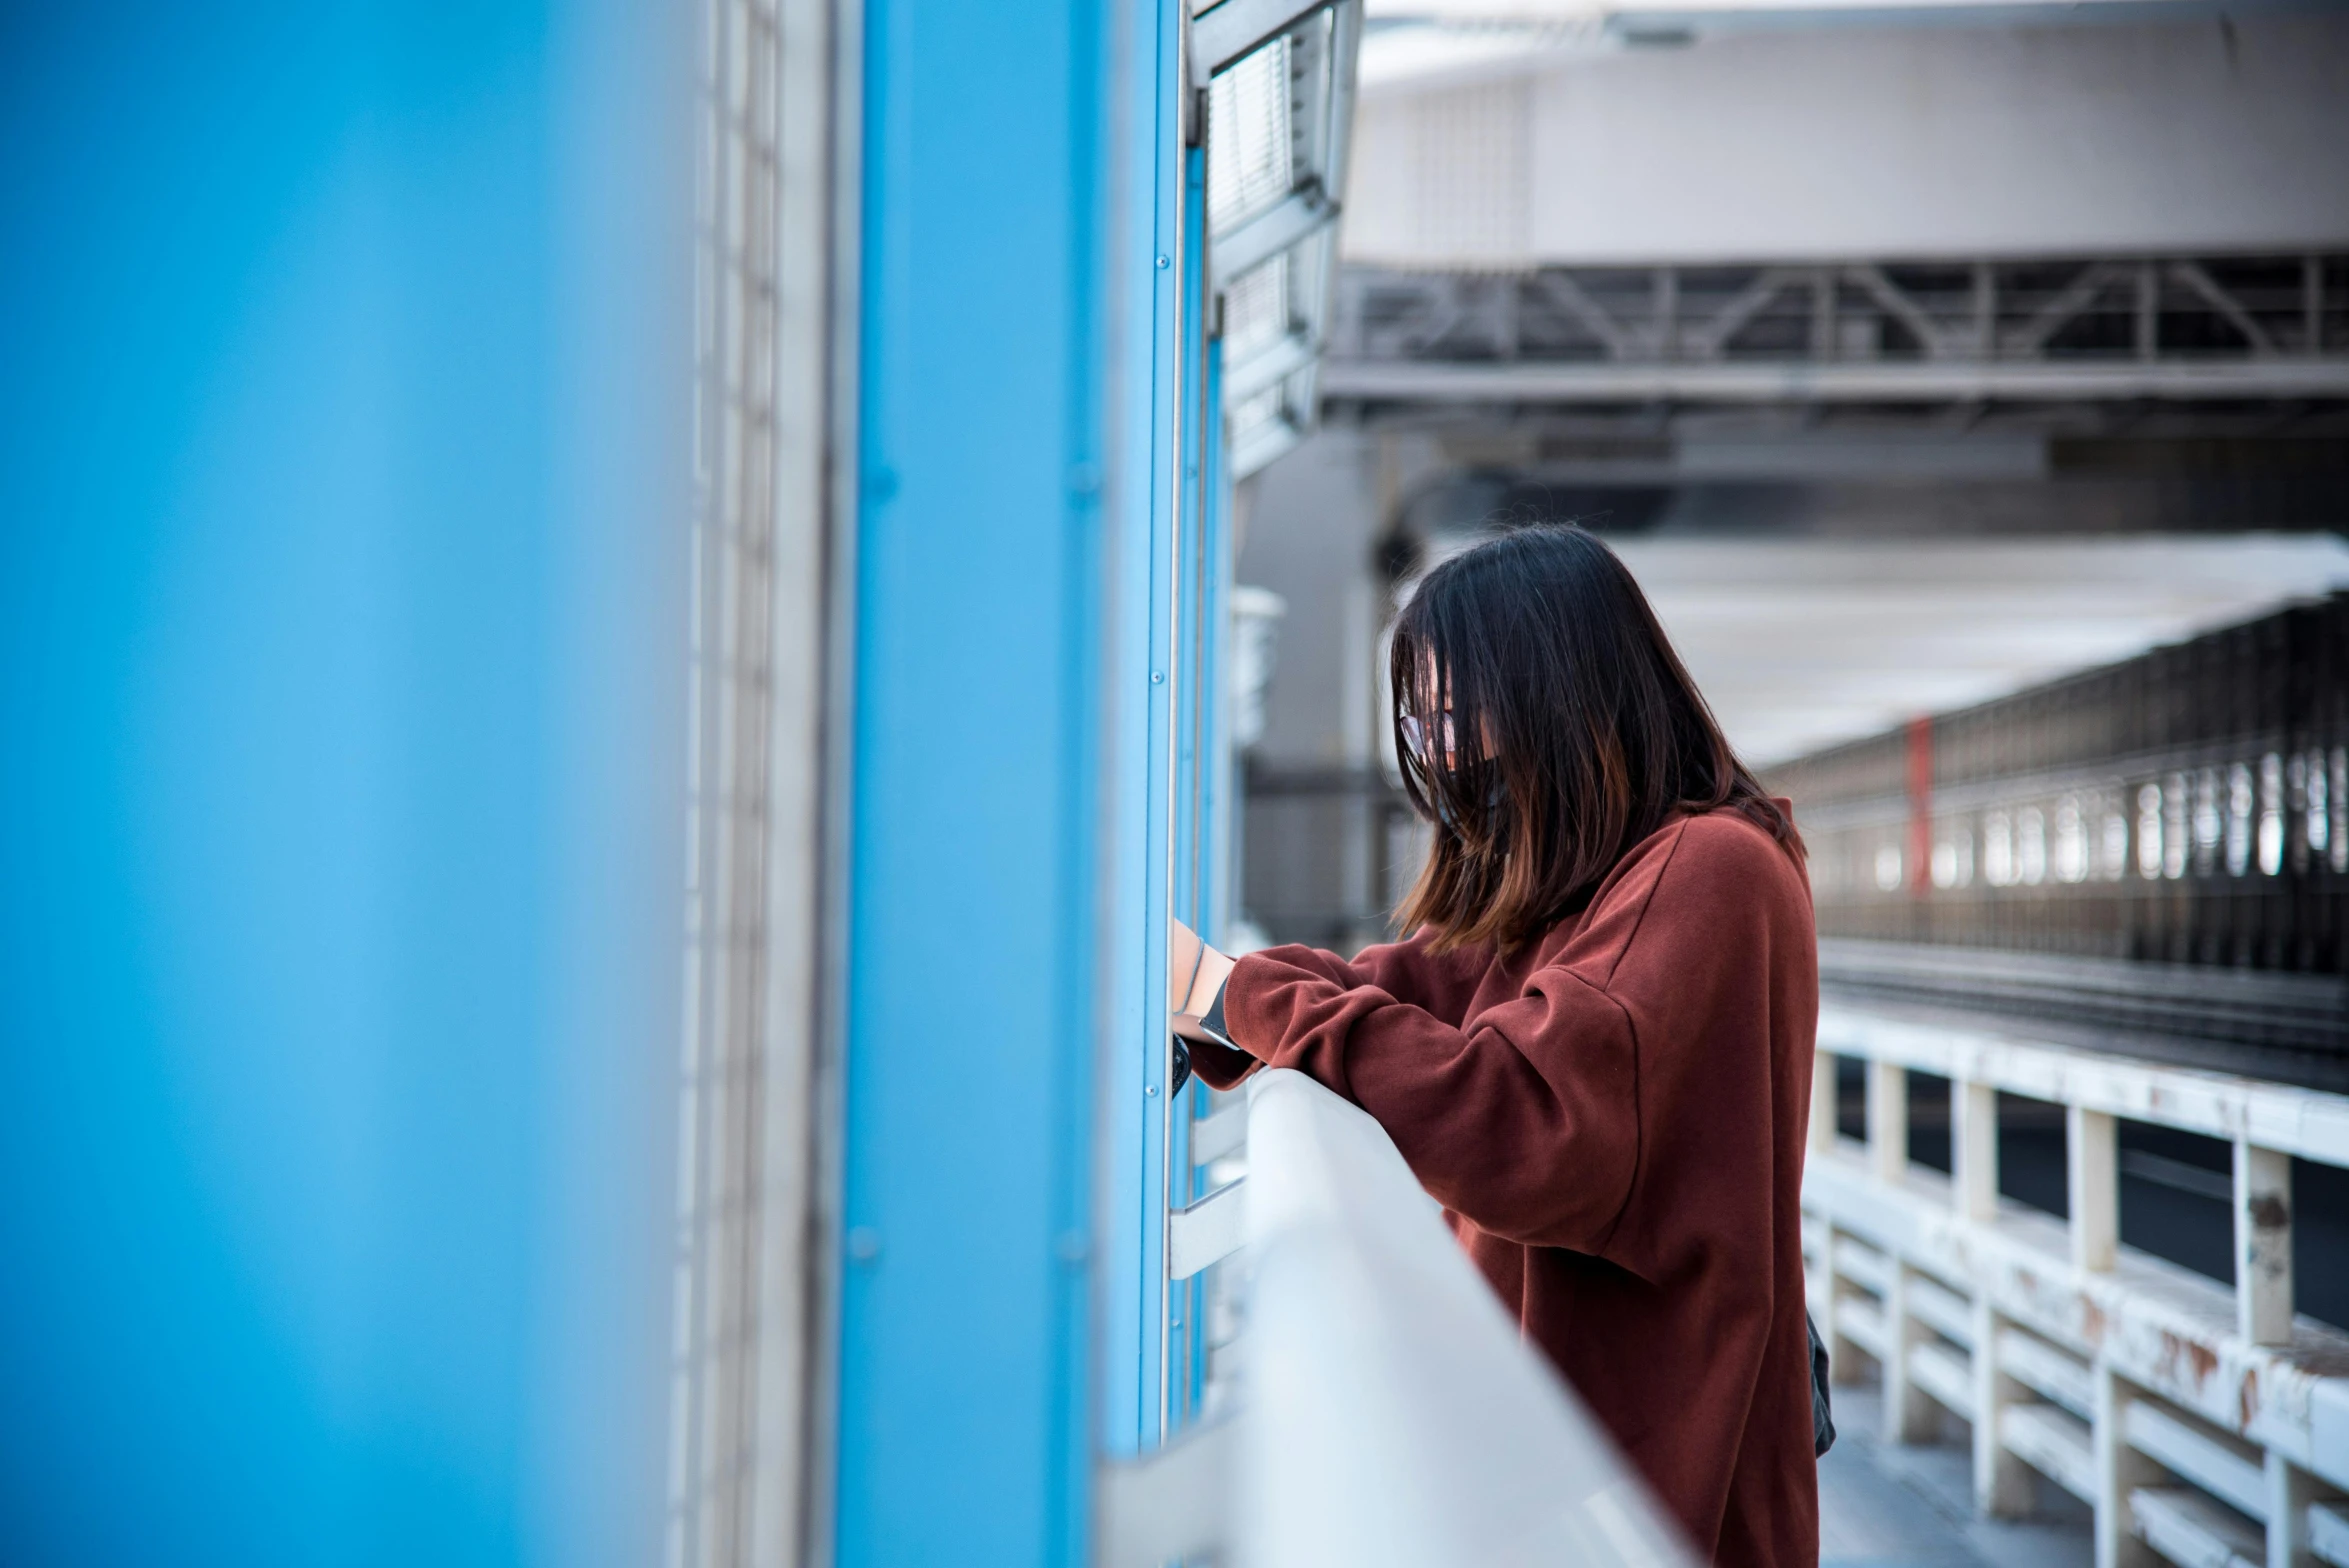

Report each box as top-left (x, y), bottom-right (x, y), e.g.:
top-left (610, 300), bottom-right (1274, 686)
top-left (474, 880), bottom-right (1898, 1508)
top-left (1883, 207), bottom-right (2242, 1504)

top-left (1106, 1069), bottom-right (1692, 1567)
top-left (1804, 1000), bottom-right (2349, 1568)
top-left (1815, 1007), bottom-right (2349, 1169)
top-left (1240, 1067), bottom-right (1690, 1568)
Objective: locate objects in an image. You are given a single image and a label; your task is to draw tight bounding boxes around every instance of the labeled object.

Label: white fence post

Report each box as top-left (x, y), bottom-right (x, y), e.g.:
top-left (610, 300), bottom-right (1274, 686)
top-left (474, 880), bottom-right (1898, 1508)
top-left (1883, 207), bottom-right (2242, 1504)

top-left (2266, 1451), bottom-right (2317, 1568)
top-left (2069, 1106), bottom-right (2118, 1274)
top-left (1884, 1265), bottom-right (1935, 1444)
top-left (1822, 1229), bottom-right (1868, 1388)
top-left (2093, 1364), bottom-right (2160, 1568)
top-left (1970, 1293), bottom-right (2034, 1517)
top-left (1811, 1046), bottom-right (1838, 1157)
top-left (1953, 1078), bottom-right (1998, 1224)
top-left (1870, 1059), bottom-right (1908, 1184)
top-left (2234, 1140), bottom-right (2294, 1346)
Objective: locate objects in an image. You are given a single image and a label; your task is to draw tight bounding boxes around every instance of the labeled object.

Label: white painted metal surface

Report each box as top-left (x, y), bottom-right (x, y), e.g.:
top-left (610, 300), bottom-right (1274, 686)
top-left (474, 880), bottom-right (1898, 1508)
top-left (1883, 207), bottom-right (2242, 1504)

top-left (1241, 1067), bottom-right (1691, 1567)
top-left (1206, 1), bottom-right (1363, 479)
top-left (1805, 1001), bottom-right (2349, 1568)
top-left (1343, 10), bottom-right (2349, 266)
top-left (1170, 1177), bottom-right (1249, 1280)
top-left (1105, 1067), bottom-right (1693, 1567)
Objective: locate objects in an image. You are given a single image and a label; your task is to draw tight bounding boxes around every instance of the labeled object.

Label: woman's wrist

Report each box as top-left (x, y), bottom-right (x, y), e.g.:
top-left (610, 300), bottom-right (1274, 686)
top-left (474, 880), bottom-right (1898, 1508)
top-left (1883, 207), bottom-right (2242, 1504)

top-left (1182, 945), bottom-right (1237, 1017)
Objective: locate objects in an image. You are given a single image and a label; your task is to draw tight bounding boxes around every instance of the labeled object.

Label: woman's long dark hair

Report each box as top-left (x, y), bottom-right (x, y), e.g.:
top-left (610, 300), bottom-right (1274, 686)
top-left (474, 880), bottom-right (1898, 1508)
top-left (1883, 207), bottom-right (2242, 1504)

top-left (1391, 525), bottom-right (1802, 952)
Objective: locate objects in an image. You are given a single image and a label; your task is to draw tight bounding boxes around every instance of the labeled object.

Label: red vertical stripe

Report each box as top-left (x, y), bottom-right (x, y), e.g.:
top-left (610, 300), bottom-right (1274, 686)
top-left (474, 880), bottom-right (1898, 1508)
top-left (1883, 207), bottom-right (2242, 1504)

top-left (1906, 716), bottom-right (1934, 898)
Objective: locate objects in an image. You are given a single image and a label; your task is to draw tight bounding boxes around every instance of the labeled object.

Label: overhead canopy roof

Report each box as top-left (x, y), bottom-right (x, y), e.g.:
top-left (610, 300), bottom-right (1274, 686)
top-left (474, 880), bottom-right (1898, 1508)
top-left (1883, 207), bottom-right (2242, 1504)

top-left (1343, 4), bottom-right (2349, 266)
top-left (1604, 533), bottom-right (2349, 766)
top-left (1364, 0), bottom-right (2235, 36)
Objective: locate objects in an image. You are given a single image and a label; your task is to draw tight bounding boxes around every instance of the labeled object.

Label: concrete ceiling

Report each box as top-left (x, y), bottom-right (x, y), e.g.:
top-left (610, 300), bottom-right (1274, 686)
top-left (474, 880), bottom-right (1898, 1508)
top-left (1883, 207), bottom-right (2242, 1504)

top-left (1356, 0), bottom-right (2233, 92)
top-left (1345, 7), bottom-right (2349, 266)
top-left (1363, 0), bottom-right (2220, 29)
top-left (1604, 533), bottom-right (2349, 767)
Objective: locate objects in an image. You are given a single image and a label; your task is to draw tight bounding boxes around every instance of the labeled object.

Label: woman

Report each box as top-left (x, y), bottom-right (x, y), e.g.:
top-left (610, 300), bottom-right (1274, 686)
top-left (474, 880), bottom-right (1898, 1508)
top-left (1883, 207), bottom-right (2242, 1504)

top-left (1172, 525), bottom-right (1819, 1567)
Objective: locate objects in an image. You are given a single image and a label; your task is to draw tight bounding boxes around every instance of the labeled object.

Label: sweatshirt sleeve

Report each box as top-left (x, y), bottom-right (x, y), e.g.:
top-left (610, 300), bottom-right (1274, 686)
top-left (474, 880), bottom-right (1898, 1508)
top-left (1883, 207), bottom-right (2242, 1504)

top-left (1218, 950), bottom-right (1657, 1255)
top-left (1217, 820), bottom-right (1763, 1256)
top-left (1184, 928), bottom-right (1480, 1093)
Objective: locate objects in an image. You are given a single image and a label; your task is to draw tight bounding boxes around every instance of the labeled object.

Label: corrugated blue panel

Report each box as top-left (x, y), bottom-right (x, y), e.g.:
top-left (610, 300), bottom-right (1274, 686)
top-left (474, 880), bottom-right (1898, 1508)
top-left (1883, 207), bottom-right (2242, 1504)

top-left (1202, 341), bottom-right (1235, 946)
top-left (1096, 0), bottom-right (1186, 1461)
top-left (1172, 145), bottom-right (1209, 942)
top-left (1160, 140), bottom-right (1202, 1427)
top-left (836, 0), bottom-right (1125, 1559)
top-left (0, 5), bottom-right (687, 1565)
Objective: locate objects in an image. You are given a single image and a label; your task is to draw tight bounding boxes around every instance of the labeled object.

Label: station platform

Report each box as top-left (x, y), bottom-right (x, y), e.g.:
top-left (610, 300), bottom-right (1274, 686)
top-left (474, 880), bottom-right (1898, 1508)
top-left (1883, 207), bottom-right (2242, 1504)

top-left (1822, 1385), bottom-right (2092, 1568)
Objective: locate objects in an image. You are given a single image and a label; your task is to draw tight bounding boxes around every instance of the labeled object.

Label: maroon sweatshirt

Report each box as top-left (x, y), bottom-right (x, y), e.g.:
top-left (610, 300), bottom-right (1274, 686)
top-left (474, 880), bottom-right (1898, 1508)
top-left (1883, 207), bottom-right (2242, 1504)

top-left (1191, 807), bottom-right (1820, 1567)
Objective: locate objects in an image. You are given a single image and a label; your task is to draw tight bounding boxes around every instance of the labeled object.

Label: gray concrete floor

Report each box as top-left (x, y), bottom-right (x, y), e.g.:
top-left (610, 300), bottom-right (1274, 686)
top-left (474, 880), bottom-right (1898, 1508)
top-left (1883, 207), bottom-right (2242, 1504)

top-left (1819, 1384), bottom-right (2092, 1568)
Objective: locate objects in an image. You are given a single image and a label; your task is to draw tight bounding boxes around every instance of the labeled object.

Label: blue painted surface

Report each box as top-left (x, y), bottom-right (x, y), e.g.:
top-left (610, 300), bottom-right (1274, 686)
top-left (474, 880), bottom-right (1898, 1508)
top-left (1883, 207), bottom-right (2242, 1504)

top-left (0, 5), bottom-right (686, 1565)
top-left (835, 0), bottom-right (1121, 1559)
top-left (1202, 334), bottom-right (1233, 948)
top-left (1112, 0), bottom-right (1191, 1461)
top-left (1087, 0), bottom-right (1185, 1464)
top-left (1172, 144), bottom-right (1210, 941)
top-left (1169, 144), bottom-right (1215, 1428)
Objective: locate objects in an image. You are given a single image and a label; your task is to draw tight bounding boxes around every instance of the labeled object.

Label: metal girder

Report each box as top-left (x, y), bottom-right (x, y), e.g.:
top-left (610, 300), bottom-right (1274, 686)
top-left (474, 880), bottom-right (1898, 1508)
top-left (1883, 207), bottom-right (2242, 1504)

top-left (1211, 181), bottom-right (1338, 289)
top-left (1845, 262), bottom-right (1963, 360)
top-left (1320, 356), bottom-right (2349, 403)
top-left (1524, 269), bottom-right (1639, 359)
top-left (2003, 262), bottom-right (2130, 357)
top-left (1193, 0), bottom-right (1327, 84)
top-left (1326, 254), bottom-right (2349, 407)
top-left (2170, 260), bottom-right (2277, 356)
top-left (1681, 267), bottom-right (1803, 360)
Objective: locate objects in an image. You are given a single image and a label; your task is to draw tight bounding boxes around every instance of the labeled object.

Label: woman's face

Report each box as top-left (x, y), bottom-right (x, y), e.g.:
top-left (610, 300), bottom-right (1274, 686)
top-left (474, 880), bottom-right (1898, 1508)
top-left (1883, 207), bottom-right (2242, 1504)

top-left (1401, 657), bottom-right (1488, 771)
top-left (1399, 706), bottom-right (1456, 770)
top-left (1400, 654), bottom-right (1451, 762)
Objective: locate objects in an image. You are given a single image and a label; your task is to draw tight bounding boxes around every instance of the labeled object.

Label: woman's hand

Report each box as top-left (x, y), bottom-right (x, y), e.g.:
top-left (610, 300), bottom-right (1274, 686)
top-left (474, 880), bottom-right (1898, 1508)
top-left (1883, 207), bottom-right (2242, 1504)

top-left (1168, 916), bottom-right (1237, 1020)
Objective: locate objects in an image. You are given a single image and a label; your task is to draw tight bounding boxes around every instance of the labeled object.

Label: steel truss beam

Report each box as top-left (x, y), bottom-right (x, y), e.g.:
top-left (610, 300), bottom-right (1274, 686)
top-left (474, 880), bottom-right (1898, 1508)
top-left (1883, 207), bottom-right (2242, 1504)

top-left (1323, 255), bottom-right (2349, 406)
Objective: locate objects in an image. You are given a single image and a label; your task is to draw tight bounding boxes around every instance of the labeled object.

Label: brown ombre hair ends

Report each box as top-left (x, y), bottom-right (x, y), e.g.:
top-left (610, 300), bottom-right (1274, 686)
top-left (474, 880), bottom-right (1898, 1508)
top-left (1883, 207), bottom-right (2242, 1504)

top-left (1390, 525), bottom-right (1803, 952)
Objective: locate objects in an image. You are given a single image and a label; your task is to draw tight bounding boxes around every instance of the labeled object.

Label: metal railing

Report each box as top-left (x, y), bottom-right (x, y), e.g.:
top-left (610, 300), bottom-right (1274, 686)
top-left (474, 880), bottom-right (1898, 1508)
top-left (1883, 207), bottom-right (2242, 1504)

top-left (1777, 593), bottom-right (2349, 983)
top-left (1102, 1067), bottom-right (1690, 1567)
top-left (1772, 593), bottom-right (2349, 1069)
top-left (1805, 1001), bottom-right (2349, 1568)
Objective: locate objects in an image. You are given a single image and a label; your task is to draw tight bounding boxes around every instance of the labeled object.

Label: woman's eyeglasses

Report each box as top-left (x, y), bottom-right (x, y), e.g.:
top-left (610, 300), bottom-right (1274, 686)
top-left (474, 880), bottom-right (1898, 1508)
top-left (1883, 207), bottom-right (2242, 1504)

top-left (1399, 711), bottom-right (1455, 765)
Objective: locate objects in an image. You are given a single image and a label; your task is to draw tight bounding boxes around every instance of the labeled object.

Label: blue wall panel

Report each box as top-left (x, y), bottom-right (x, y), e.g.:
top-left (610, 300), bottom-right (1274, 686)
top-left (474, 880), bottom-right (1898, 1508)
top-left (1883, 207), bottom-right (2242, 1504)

top-left (837, 0), bottom-right (1115, 1560)
top-left (0, 5), bottom-right (688, 1565)
top-left (1096, 0), bottom-right (1186, 1463)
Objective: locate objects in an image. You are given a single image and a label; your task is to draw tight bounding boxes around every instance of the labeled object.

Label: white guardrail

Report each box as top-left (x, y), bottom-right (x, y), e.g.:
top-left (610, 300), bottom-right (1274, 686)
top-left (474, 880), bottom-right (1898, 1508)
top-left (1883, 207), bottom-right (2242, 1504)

top-left (1805, 1002), bottom-right (2349, 1568)
top-left (1102, 1067), bottom-right (1692, 1568)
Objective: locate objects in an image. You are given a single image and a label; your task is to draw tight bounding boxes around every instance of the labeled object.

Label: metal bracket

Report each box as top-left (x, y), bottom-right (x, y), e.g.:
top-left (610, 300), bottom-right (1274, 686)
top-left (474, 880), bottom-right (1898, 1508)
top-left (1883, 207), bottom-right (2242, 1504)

top-left (1212, 183), bottom-right (1338, 290)
top-left (1223, 331), bottom-right (1320, 404)
top-left (1096, 1416), bottom-right (1234, 1568)
top-left (1191, 1103), bottom-right (1248, 1167)
top-left (1169, 1177), bottom-right (1246, 1279)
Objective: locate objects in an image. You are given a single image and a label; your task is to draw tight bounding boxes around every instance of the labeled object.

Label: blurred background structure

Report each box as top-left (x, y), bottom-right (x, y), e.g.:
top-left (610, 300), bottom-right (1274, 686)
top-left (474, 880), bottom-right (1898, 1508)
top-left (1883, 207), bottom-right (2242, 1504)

top-left (3, 1), bottom-right (2346, 1566)
top-left (1245, 0), bottom-right (2349, 950)
top-left (1235, 5), bottom-right (2349, 1568)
